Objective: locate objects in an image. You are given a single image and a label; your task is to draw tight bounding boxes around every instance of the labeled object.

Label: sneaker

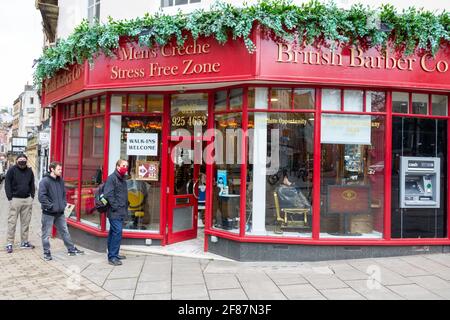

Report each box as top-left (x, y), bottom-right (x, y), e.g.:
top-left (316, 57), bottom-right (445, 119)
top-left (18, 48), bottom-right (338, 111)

top-left (43, 252), bottom-right (52, 261)
top-left (68, 247), bottom-right (85, 256)
top-left (117, 255), bottom-right (126, 260)
top-left (20, 242), bottom-right (35, 249)
top-left (6, 244), bottom-right (13, 254)
top-left (108, 258), bottom-right (122, 266)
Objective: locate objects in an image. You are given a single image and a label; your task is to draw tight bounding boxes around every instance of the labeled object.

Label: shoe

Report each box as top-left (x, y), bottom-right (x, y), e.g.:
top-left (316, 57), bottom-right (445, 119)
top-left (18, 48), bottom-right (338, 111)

top-left (117, 255), bottom-right (126, 260)
top-left (6, 244), bottom-right (13, 254)
top-left (43, 252), bottom-right (52, 261)
top-left (20, 242), bottom-right (35, 249)
top-left (108, 258), bottom-right (122, 266)
top-left (68, 247), bottom-right (85, 256)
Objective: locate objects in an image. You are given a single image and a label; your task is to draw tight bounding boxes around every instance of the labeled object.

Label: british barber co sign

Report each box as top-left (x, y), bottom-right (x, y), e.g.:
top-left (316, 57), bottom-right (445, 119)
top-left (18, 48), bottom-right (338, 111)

top-left (276, 43), bottom-right (449, 73)
top-left (44, 64), bottom-right (84, 94)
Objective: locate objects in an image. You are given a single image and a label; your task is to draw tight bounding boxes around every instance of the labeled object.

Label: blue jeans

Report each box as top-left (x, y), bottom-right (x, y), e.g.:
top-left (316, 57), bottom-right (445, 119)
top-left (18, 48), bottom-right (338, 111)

top-left (42, 213), bottom-right (75, 253)
top-left (107, 217), bottom-right (123, 260)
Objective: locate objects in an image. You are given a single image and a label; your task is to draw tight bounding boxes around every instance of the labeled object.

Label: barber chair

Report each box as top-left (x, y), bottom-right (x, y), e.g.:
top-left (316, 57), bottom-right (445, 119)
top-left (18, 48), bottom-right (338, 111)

top-left (273, 185), bottom-right (311, 234)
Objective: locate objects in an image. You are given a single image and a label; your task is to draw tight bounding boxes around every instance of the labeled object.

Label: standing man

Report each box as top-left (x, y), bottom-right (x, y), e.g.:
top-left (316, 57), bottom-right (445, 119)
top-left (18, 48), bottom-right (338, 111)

top-left (5, 153), bottom-right (35, 253)
top-left (104, 159), bottom-right (129, 266)
top-left (38, 162), bottom-right (84, 261)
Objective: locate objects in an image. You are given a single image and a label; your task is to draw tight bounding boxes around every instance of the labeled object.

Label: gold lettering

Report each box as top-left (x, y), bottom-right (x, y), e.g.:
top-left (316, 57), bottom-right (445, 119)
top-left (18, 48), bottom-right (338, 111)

top-left (437, 60), bottom-right (449, 73)
top-left (349, 48), bottom-right (364, 67)
top-left (420, 53), bottom-right (435, 72)
top-left (277, 43), bottom-right (294, 62)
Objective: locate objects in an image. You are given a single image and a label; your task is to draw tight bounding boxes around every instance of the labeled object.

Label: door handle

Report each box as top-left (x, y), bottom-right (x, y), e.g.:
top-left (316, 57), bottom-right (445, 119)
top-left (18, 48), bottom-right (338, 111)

top-left (192, 179), bottom-right (200, 199)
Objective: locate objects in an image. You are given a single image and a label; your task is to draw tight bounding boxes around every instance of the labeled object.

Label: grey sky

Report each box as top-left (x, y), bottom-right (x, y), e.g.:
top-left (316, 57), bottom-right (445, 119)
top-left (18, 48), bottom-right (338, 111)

top-left (0, 1), bottom-right (43, 108)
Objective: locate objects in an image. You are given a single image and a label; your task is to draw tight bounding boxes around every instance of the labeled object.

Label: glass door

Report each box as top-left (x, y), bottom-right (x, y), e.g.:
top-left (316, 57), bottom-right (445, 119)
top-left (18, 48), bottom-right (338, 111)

top-left (167, 140), bottom-right (201, 244)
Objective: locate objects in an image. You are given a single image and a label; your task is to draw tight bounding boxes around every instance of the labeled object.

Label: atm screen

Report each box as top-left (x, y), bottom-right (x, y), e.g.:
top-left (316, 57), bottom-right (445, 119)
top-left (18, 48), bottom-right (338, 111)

top-left (405, 179), bottom-right (423, 194)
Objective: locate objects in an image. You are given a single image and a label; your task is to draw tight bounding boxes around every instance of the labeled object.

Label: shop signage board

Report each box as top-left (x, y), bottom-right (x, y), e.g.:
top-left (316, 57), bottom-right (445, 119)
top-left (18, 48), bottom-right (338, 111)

top-left (126, 133), bottom-right (158, 156)
top-left (41, 31), bottom-right (450, 107)
top-left (321, 114), bottom-right (371, 145)
top-left (136, 160), bottom-right (159, 181)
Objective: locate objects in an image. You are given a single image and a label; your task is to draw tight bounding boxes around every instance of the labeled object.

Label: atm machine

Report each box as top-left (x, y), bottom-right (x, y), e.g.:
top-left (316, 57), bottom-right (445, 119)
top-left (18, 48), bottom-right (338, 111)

top-left (400, 156), bottom-right (440, 208)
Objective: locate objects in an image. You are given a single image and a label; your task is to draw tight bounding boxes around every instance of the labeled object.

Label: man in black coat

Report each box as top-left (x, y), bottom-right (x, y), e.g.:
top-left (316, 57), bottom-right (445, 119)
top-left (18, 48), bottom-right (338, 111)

top-left (103, 159), bottom-right (129, 266)
top-left (38, 161), bottom-right (84, 261)
top-left (4, 153), bottom-right (35, 253)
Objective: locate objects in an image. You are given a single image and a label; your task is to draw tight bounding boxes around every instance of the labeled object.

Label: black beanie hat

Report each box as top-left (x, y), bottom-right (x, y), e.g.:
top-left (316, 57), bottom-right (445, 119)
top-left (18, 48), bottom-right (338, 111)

top-left (16, 153), bottom-right (28, 160)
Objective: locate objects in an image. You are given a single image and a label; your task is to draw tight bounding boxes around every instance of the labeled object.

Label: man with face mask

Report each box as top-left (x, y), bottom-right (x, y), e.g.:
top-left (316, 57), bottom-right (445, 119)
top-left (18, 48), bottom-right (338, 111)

top-left (4, 154), bottom-right (36, 253)
top-left (103, 159), bottom-right (129, 266)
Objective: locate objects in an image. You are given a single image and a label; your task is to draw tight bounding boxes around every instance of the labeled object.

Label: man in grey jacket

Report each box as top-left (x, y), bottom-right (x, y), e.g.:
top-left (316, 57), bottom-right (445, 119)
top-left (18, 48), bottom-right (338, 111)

top-left (103, 159), bottom-right (129, 266)
top-left (38, 161), bottom-right (84, 261)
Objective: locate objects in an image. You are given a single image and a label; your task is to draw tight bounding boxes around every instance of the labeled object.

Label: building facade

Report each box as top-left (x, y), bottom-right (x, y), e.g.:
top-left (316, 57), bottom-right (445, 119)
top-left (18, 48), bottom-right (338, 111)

top-left (36, 1), bottom-right (450, 261)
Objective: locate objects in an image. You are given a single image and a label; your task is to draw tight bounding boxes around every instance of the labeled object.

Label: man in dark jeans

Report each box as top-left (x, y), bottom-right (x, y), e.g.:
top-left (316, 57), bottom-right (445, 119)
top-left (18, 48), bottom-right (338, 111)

top-left (104, 159), bottom-right (129, 266)
top-left (38, 161), bottom-right (84, 261)
top-left (5, 153), bottom-right (36, 253)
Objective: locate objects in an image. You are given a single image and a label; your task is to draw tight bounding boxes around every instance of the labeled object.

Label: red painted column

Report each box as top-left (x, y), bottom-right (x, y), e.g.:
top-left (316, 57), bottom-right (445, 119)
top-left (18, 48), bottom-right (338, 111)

top-left (239, 88), bottom-right (249, 238)
top-left (160, 94), bottom-right (171, 246)
top-left (101, 94), bottom-right (111, 232)
top-left (312, 89), bottom-right (322, 240)
top-left (384, 91), bottom-right (392, 240)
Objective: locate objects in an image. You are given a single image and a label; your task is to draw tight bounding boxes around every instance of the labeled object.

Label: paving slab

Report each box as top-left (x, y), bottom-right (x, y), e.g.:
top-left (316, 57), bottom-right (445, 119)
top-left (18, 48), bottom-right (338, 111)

top-left (204, 274), bottom-right (241, 290)
top-left (278, 284), bottom-right (325, 300)
top-left (320, 288), bottom-right (366, 300)
top-left (209, 288), bottom-right (248, 300)
top-left (345, 280), bottom-right (405, 300)
top-left (135, 281), bottom-right (171, 295)
top-left (172, 284), bottom-right (209, 300)
top-left (386, 284), bottom-right (444, 300)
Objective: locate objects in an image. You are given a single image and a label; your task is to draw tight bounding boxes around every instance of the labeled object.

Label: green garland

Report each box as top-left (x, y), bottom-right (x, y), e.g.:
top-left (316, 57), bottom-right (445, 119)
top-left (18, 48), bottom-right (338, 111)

top-left (34, 0), bottom-right (449, 89)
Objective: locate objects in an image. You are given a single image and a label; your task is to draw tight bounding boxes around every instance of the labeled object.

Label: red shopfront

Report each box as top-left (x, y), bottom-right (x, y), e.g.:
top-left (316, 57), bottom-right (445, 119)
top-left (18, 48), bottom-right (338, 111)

top-left (42, 30), bottom-right (450, 261)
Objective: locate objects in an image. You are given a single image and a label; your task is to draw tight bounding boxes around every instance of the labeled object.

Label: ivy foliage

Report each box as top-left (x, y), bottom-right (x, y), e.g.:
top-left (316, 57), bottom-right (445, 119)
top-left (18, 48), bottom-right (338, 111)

top-left (34, 0), bottom-right (449, 89)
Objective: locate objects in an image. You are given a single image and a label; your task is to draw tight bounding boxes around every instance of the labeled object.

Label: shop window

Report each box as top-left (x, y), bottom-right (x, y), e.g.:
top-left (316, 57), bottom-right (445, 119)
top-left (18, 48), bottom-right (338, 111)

top-left (111, 94), bottom-right (127, 112)
top-left (412, 93), bottom-right (428, 115)
top-left (247, 88), bottom-right (255, 109)
top-left (83, 99), bottom-right (91, 115)
top-left (76, 102), bottom-right (82, 117)
top-left (432, 95), bottom-right (448, 116)
top-left (69, 103), bottom-right (76, 118)
top-left (293, 88), bottom-right (315, 110)
top-left (171, 93), bottom-right (208, 136)
top-left (392, 92), bottom-right (409, 113)
top-left (322, 89), bottom-right (341, 111)
top-left (366, 91), bottom-right (386, 112)
top-left (80, 117), bottom-right (104, 228)
top-left (99, 96), bottom-right (106, 114)
top-left (108, 115), bottom-right (163, 232)
top-left (214, 90), bottom-right (227, 111)
top-left (246, 112), bottom-right (314, 237)
top-left (129, 94), bottom-right (146, 113)
top-left (320, 116), bottom-right (385, 239)
top-left (212, 113), bottom-right (242, 233)
top-left (229, 88), bottom-right (243, 110)
top-left (147, 94), bottom-right (163, 113)
top-left (63, 121), bottom-right (81, 220)
top-left (344, 90), bottom-right (363, 112)
top-left (270, 88), bottom-right (291, 110)
top-left (391, 117), bottom-right (447, 238)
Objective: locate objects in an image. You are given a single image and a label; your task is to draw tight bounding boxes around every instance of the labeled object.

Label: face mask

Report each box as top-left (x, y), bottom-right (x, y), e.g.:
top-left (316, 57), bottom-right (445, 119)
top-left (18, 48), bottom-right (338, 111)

top-left (18, 161), bottom-right (27, 167)
top-left (118, 167), bottom-right (128, 176)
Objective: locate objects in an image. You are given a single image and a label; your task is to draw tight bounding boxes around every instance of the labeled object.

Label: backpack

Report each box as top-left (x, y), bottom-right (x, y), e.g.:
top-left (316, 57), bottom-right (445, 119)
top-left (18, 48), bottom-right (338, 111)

top-left (94, 183), bottom-right (109, 213)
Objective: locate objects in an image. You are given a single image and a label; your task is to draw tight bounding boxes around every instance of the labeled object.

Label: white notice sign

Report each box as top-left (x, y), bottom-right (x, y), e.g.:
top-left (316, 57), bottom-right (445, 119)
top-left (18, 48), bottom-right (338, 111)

top-left (127, 133), bottom-right (158, 156)
top-left (321, 114), bottom-right (371, 145)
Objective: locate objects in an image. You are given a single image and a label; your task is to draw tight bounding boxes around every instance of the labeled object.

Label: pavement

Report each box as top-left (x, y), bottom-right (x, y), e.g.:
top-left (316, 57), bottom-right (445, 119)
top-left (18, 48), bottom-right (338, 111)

top-left (2, 182), bottom-right (450, 300)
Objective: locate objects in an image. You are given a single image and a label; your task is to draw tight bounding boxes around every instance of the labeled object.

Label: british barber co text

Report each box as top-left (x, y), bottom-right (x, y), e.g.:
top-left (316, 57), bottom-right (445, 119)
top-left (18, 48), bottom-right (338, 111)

top-left (110, 40), bottom-right (221, 80)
